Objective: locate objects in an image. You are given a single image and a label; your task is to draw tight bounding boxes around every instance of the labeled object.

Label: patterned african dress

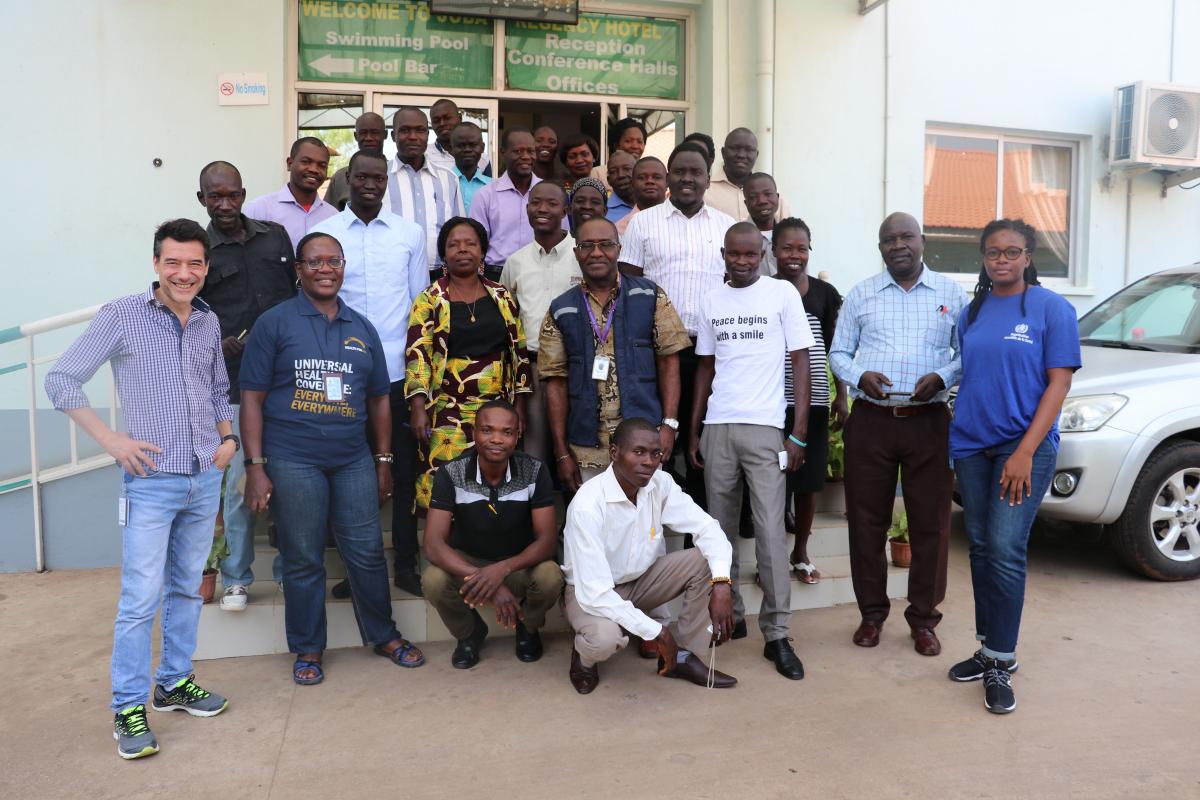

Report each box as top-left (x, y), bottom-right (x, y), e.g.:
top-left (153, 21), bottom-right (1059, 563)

top-left (405, 276), bottom-right (532, 509)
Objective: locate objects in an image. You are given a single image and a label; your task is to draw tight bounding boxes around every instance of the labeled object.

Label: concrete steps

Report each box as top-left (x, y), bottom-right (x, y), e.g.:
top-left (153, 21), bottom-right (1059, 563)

top-left (195, 500), bottom-right (912, 661)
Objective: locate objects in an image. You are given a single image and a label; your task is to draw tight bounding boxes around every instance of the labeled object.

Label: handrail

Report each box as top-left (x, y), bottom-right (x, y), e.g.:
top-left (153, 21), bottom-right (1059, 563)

top-left (2, 304), bottom-right (116, 572)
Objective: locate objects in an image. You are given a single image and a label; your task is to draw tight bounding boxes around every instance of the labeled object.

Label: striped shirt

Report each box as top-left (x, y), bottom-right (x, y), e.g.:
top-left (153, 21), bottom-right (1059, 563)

top-left (829, 265), bottom-right (968, 406)
top-left (619, 201), bottom-right (736, 336)
top-left (384, 157), bottom-right (464, 270)
top-left (784, 314), bottom-right (830, 406)
top-left (45, 285), bottom-right (234, 474)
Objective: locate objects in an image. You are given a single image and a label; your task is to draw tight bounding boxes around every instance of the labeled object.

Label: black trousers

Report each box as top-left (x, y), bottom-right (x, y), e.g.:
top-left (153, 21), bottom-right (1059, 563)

top-left (665, 344), bottom-right (707, 509)
top-left (389, 381), bottom-right (420, 574)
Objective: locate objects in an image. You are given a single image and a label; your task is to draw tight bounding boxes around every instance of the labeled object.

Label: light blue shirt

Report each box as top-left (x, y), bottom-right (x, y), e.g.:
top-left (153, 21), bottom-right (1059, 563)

top-left (453, 165), bottom-right (492, 215)
top-left (605, 192), bottom-right (633, 224)
top-left (243, 184), bottom-right (338, 250)
top-left (311, 207), bottom-right (429, 383)
top-left (829, 264), bottom-right (969, 405)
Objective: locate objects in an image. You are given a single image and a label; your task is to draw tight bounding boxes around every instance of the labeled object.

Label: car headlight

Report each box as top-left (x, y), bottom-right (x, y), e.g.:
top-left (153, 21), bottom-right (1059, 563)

top-left (1059, 394), bottom-right (1128, 432)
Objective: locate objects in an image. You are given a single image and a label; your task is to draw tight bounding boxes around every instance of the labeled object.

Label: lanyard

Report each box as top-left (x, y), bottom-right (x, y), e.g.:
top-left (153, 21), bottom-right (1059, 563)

top-left (582, 282), bottom-right (618, 345)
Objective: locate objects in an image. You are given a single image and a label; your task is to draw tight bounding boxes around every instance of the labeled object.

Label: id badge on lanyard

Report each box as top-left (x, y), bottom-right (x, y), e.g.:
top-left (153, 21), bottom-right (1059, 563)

top-left (322, 371), bottom-right (345, 402)
top-left (591, 355), bottom-right (612, 381)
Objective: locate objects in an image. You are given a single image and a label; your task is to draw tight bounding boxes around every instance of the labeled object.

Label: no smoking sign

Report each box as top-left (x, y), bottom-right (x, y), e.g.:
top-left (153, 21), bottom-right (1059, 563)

top-left (217, 73), bottom-right (269, 106)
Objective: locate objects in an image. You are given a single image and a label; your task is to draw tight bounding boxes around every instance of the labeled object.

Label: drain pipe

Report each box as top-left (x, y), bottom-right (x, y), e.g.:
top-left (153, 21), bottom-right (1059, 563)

top-left (881, 0), bottom-right (890, 218)
top-left (756, 0), bottom-right (775, 172)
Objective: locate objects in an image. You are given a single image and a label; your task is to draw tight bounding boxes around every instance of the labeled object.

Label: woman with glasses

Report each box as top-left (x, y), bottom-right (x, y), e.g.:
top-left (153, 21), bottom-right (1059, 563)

top-left (406, 217), bottom-right (532, 511)
top-left (240, 231), bottom-right (425, 685)
top-left (947, 218), bottom-right (1080, 714)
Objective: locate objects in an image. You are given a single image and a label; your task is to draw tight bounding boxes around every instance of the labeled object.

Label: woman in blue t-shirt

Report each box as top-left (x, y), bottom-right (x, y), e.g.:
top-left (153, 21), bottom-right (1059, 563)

top-left (239, 232), bottom-right (426, 685)
top-left (948, 218), bottom-right (1080, 715)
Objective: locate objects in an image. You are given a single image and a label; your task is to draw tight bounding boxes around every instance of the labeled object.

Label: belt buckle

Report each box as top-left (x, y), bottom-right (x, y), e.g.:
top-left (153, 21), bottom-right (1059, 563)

top-left (891, 405), bottom-right (904, 418)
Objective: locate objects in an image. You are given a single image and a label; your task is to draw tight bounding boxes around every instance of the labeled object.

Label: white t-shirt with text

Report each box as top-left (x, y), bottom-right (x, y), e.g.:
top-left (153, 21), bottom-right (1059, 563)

top-left (695, 277), bottom-right (814, 428)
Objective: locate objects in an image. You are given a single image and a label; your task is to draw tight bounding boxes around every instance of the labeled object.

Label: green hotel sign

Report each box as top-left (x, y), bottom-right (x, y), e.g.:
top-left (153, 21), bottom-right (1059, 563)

top-left (297, 2), bottom-right (684, 100)
top-left (298, 1), bottom-right (494, 88)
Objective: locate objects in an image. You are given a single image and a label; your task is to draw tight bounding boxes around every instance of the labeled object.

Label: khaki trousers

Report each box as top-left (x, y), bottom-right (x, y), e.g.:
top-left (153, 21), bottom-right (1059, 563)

top-left (422, 553), bottom-right (564, 640)
top-left (563, 548), bottom-right (713, 667)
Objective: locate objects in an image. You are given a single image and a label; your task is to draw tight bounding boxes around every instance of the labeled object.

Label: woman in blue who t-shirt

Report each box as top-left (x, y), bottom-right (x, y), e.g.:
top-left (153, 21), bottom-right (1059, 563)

top-left (947, 218), bottom-right (1081, 715)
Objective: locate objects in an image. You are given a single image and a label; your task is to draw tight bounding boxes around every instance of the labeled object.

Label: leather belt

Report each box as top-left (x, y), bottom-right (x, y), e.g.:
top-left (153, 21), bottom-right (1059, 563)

top-left (858, 400), bottom-right (947, 418)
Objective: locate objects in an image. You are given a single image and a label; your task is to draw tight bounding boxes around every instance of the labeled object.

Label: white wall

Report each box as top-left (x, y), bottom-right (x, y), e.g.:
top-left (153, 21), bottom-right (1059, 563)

top-left (1, 0), bottom-right (289, 334)
top-left (770, 0), bottom-right (1200, 310)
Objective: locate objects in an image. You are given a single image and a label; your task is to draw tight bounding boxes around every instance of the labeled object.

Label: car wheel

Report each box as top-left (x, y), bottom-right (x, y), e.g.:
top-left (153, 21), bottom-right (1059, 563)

top-left (1110, 441), bottom-right (1200, 581)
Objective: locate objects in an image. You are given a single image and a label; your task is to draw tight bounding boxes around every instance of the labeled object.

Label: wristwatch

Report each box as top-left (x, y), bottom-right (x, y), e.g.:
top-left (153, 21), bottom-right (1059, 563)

top-left (661, 418), bottom-right (680, 431)
top-left (221, 434), bottom-right (241, 451)
top-left (244, 456), bottom-right (268, 467)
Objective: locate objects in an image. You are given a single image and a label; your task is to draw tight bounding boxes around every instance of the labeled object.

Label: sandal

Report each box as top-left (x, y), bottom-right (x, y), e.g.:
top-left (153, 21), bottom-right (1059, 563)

top-left (374, 639), bottom-right (426, 668)
top-left (293, 658), bottom-right (324, 685)
top-left (791, 562), bottom-right (821, 585)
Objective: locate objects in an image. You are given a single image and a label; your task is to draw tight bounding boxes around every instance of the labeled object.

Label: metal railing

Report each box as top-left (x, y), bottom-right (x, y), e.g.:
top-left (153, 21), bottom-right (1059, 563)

top-left (0, 304), bottom-right (114, 572)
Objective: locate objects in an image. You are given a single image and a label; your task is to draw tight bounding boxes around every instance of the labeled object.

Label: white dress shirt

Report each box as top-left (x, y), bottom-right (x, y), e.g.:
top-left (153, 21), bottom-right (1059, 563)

top-left (562, 466), bottom-right (732, 641)
top-left (311, 207), bottom-right (429, 383)
top-left (620, 201), bottom-right (736, 336)
top-left (384, 157), bottom-right (465, 270)
top-left (499, 232), bottom-right (580, 352)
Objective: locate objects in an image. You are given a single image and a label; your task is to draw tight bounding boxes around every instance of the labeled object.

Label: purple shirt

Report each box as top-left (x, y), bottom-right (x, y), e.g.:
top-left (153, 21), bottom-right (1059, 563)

top-left (45, 285), bottom-right (235, 475)
top-left (468, 172), bottom-right (545, 267)
top-left (244, 184), bottom-right (338, 250)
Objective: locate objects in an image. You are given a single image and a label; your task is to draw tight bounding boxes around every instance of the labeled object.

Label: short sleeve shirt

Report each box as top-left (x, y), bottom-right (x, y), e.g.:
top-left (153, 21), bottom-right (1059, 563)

top-left (239, 293), bottom-right (391, 467)
top-left (949, 285), bottom-right (1081, 459)
top-left (429, 450), bottom-right (554, 561)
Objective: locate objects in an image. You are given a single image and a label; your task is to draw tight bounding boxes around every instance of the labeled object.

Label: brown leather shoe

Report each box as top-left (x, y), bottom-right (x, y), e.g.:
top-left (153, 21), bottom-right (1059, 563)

top-left (852, 620), bottom-right (883, 647)
top-left (658, 653), bottom-right (737, 688)
top-left (569, 648), bottom-right (599, 694)
top-left (637, 638), bottom-right (658, 659)
top-left (911, 627), bottom-right (941, 656)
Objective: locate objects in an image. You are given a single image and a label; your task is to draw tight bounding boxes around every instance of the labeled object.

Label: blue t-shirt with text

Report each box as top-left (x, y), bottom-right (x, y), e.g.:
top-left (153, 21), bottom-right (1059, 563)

top-left (949, 285), bottom-right (1081, 459)
top-left (239, 293), bottom-right (391, 467)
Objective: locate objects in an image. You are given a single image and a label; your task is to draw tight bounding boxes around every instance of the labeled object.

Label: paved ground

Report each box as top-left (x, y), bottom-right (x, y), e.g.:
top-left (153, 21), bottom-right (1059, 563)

top-left (2, 515), bottom-right (1198, 800)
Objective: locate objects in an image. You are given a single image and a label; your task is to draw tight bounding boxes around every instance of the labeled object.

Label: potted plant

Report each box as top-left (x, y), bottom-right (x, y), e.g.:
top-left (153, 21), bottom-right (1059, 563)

top-left (200, 518), bottom-right (229, 604)
top-left (887, 509), bottom-right (911, 568)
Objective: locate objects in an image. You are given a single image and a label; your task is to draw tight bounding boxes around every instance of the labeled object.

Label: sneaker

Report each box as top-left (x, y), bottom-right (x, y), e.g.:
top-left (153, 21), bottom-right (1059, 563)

top-left (219, 585), bottom-right (248, 612)
top-left (151, 675), bottom-right (228, 717)
top-left (983, 661), bottom-right (1017, 714)
top-left (948, 649), bottom-right (1019, 682)
top-left (113, 705), bottom-right (158, 760)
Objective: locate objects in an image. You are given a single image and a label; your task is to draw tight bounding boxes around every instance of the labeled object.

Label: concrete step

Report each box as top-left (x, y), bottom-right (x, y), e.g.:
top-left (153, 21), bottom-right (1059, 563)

top-left (196, 544), bottom-right (911, 660)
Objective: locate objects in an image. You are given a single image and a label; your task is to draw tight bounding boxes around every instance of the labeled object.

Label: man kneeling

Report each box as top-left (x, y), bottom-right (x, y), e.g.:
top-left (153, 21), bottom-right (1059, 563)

top-left (422, 400), bottom-right (564, 668)
top-left (563, 418), bottom-right (737, 693)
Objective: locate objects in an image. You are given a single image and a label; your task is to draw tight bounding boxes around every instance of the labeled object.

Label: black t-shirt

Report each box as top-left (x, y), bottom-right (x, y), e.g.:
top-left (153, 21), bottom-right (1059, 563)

top-left (800, 277), bottom-right (842, 355)
top-left (447, 295), bottom-right (507, 358)
top-left (428, 450), bottom-right (554, 561)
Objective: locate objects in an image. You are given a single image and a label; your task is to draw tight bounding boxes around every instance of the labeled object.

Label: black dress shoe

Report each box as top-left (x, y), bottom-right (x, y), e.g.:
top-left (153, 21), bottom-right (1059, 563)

top-left (731, 620), bottom-right (748, 640)
top-left (331, 579), bottom-right (351, 599)
top-left (514, 621), bottom-right (543, 662)
top-left (569, 648), bottom-right (599, 694)
top-left (393, 569), bottom-right (423, 597)
top-left (764, 638), bottom-right (805, 680)
top-left (659, 653), bottom-right (737, 688)
top-left (451, 612), bottom-right (488, 669)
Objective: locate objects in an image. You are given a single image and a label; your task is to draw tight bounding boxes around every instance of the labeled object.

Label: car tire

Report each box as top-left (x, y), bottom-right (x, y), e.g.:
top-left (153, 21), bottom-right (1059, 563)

top-left (1110, 441), bottom-right (1200, 581)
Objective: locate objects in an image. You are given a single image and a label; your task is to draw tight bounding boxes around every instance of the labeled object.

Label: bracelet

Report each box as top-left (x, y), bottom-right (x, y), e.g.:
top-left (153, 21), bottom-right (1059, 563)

top-left (556, 454), bottom-right (573, 463)
top-left (243, 456), bottom-right (268, 467)
top-left (788, 434), bottom-right (807, 448)
top-left (373, 452), bottom-right (394, 464)
top-left (221, 433), bottom-right (241, 451)
top-left (710, 576), bottom-right (732, 586)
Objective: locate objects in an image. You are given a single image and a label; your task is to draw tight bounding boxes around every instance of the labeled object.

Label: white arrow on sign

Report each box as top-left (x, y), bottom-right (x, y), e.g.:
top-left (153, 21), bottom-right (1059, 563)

top-left (309, 54), bottom-right (356, 76)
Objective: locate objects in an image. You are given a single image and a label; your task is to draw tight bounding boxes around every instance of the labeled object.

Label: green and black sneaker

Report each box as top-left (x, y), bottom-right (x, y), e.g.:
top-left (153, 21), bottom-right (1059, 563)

top-left (151, 675), bottom-right (228, 717)
top-left (113, 705), bottom-right (158, 760)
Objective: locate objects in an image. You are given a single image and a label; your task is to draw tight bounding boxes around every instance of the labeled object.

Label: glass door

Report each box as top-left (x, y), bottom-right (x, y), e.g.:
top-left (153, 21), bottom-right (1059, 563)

top-left (372, 94), bottom-right (500, 176)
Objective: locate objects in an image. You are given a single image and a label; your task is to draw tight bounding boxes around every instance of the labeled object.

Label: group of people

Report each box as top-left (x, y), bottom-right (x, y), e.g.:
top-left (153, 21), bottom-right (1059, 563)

top-left (45, 97), bottom-right (1081, 761)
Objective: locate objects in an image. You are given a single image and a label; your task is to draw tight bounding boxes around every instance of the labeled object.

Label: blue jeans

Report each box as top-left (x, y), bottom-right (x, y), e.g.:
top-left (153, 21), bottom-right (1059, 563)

top-left (220, 412), bottom-right (257, 587)
top-left (954, 437), bottom-right (1057, 660)
top-left (111, 466), bottom-right (223, 711)
top-left (266, 454), bottom-right (400, 654)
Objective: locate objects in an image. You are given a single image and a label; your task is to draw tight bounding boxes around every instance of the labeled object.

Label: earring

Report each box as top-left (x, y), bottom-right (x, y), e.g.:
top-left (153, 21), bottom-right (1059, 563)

top-left (477, 263), bottom-right (485, 276)
top-left (441, 264), bottom-right (448, 278)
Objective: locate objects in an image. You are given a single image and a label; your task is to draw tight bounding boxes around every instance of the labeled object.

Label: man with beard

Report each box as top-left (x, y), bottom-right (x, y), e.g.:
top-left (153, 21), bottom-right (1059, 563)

top-left (244, 137), bottom-right (337, 249)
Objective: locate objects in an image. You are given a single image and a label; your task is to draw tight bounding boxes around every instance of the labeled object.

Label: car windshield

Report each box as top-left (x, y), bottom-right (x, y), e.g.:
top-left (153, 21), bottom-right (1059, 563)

top-left (1078, 271), bottom-right (1200, 354)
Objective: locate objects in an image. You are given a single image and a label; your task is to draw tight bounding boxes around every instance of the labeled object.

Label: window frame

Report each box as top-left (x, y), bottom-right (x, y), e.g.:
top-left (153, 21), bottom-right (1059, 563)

top-left (924, 124), bottom-right (1085, 290)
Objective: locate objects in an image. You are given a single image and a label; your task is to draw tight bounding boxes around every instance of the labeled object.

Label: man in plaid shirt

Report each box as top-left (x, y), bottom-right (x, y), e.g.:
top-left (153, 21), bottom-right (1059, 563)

top-left (46, 219), bottom-right (239, 760)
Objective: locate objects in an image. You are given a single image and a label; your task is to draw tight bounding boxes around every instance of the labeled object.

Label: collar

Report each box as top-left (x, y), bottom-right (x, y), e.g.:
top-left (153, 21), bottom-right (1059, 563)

top-left (295, 288), bottom-right (351, 321)
top-left (206, 214), bottom-right (270, 247)
top-left (145, 283), bottom-right (212, 314)
top-left (497, 171), bottom-right (540, 194)
top-left (599, 463), bottom-right (651, 506)
top-left (537, 231), bottom-right (572, 255)
top-left (876, 263), bottom-right (934, 292)
top-left (452, 165), bottom-right (489, 184)
top-left (276, 184), bottom-right (323, 209)
top-left (391, 156), bottom-right (431, 175)
top-left (607, 193), bottom-right (632, 211)
top-left (664, 200), bottom-right (710, 219)
top-left (470, 449), bottom-right (513, 487)
top-left (342, 204), bottom-right (392, 228)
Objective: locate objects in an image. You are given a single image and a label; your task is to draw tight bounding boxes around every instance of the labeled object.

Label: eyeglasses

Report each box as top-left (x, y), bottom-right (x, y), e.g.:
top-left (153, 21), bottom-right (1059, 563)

top-left (983, 247), bottom-right (1029, 261)
top-left (299, 257), bottom-right (346, 270)
top-left (574, 240), bottom-right (620, 253)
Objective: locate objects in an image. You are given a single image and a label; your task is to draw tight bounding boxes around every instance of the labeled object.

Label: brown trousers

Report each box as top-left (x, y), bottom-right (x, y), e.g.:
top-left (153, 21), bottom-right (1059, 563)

top-left (842, 401), bottom-right (953, 630)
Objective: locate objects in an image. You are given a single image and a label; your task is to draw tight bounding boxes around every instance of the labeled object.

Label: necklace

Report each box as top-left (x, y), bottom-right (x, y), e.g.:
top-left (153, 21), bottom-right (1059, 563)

top-left (448, 282), bottom-right (481, 323)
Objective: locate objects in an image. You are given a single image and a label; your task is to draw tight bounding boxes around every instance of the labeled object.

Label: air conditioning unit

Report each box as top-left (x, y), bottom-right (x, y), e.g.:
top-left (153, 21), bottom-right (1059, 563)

top-left (1109, 81), bottom-right (1200, 170)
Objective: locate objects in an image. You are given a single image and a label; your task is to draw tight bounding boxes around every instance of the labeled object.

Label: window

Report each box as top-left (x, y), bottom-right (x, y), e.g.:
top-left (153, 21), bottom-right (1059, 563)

top-left (923, 128), bottom-right (1078, 280)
